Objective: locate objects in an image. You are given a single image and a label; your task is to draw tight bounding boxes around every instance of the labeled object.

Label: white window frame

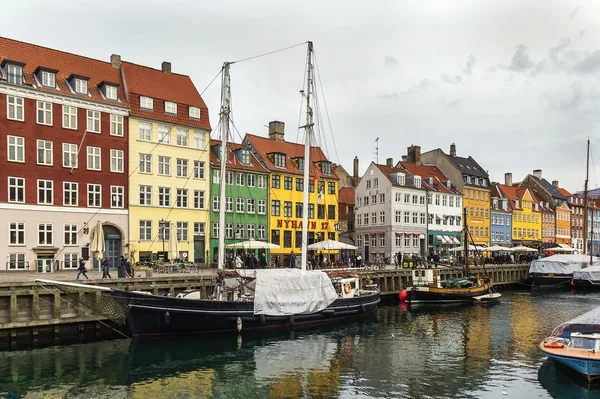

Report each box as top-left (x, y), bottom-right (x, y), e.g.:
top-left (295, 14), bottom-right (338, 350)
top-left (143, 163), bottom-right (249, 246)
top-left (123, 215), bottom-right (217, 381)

top-left (140, 96), bottom-right (153, 110)
top-left (258, 175), bottom-right (267, 188)
top-left (7, 135), bottom-right (24, 163)
top-left (158, 156), bottom-right (171, 176)
top-left (87, 146), bottom-right (101, 171)
top-left (63, 182), bottom-right (78, 206)
top-left (75, 78), bottom-right (88, 94)
top-left (9, 222), bottom-right (25, 246)
top-left (139, 220), bottom-right (152, 241)
top-left (194, 190), bottom-right (205, 209)
top-left (258, 225), bottom-right (266, 240)
top-left (158, 187), bottom-right (171, 207)
top-left (38, 223), bottom-right (53, 246)
top-left (110, 149), bottom-right (124, 173)
top-left (193, 160), bottom-right (205, 179)
top-left (36, 101), bottom-right (53, 125)
top-left (158, 125), bottom-right (170, 144)
top-left (62, 105), bottom-right (78, 130)
top-left (193, 131), bottom-right (204, 149)
top-left (7, 64), bottom-right (23, 85)
top-left (37, 139), bottom-right (53, 166)
top-left (7, 96), bottom-right (24, 121)
top-left (247, 198), bottom-right (256, 214)
top-left (138, 122), bottom-right (152, 141)
top-left (111, 186), bottom-right (124, 208)
top-left (110, 114), bottom-right (124, 137)
top-left (176, 128), bottom-right (188, 147)
top-left (87, 184), bottom-right (101, 207)
top-left (189, 106), bottom-right (201, 119)
top-left (165, 101), bottom-right (177, 114)
top-left (37, 179), bottom-right (53, 205)
top-left (139, 153), bottom-right (152, 174)
top-left (41, 71), bottom-right (55, 88)
top-left (64, 224), bottom-right (78, 246)
top-left (86, 110), bottom-right (101, 133)
top-left (139, 185), bottom-right (152, 206)
top-left (176, 188), bottom-right (188, 208)
top-left (105, 85), bottom-right (118, 100)
top-left (177, 222), bottom-right (188, 241)
top-left (8, 177), bottom-right (25, 203)
top-left (62, 143), bottom-right (78, 169)
top-left (176, 158), bottom-right (188, 177)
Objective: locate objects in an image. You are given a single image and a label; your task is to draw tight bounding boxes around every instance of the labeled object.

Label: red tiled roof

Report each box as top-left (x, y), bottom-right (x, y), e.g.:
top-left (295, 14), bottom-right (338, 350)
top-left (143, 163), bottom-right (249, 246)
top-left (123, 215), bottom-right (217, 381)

top-left (122, 61), bottom-right (210, 130)
top-left (0, 36), bottom-right (127, 107)
top-left (244, 134), bottom-right (338, 180)
top-left (209, 139), bottom-right (269, 173)
top-left (398, 162), bottom-right (462, 194)
top-left (338, 186), bottom-right (355, 205)
top-left (558, 188), bottom-right (572, 197)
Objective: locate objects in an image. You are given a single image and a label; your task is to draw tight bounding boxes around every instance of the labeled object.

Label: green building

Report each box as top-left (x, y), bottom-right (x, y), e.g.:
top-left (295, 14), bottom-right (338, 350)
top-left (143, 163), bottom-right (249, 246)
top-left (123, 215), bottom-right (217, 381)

top-left (209, 140), bottom-right (270, 263)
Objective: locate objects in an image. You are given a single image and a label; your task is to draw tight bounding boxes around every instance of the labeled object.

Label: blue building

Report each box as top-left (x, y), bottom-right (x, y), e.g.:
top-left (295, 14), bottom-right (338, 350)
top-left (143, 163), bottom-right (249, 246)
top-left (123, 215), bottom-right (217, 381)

top-left (490, 188), bottom-right (512, 247)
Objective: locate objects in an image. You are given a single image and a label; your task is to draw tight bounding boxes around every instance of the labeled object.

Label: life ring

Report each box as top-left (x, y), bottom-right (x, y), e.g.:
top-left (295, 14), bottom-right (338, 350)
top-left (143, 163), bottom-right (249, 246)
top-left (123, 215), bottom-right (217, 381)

top-left (344, 282), bottom-right (352, 295)
top-left (543, 341), bottom-right (564, 349)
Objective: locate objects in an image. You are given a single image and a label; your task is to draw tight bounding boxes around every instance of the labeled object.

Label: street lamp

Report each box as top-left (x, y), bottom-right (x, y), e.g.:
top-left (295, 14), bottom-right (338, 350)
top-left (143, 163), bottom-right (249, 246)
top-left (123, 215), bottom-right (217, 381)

top-left (159, 219), bottom-right (168, 256)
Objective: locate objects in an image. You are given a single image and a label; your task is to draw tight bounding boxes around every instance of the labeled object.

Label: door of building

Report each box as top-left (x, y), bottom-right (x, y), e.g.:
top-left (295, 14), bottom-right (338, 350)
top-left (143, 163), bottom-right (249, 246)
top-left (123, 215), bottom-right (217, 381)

top-left (194, 237), bottom-right (205, 263)
top-left (36, 254), bottom-right (54, 273)
top-left (364, 246), bottom-right (369, 262)
top-left (103, 225), bottom-right (122, 269)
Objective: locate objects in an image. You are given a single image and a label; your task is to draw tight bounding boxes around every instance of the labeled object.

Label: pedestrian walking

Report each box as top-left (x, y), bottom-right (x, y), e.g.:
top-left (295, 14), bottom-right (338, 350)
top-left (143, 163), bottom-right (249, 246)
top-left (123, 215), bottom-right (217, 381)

top-left (259, 252), bottom-right (267, 268)
top-left (288, 251), bottom-right (297, 268)
top-left (126, 258), bottom-right (134, 278)
top-left (102, 257), bottom-right (112, 279)
top-left (118, 255), bottom-right (127, 278)
top-left (76, 258), bottom-right (89, 280)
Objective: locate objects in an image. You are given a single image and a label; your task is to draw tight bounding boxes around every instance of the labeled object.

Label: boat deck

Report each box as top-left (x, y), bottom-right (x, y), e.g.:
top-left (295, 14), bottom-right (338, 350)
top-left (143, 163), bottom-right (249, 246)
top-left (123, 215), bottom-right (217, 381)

top-left (539, 342), bottom-right (600, 360)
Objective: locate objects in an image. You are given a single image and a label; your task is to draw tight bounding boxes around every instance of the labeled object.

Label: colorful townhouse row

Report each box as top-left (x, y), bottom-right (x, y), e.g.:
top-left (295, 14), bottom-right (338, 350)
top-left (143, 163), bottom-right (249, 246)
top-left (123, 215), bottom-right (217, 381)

top-left (0, 37), bottom-right (339, 271)
top-left (345, 143), bottom-right (600, 261)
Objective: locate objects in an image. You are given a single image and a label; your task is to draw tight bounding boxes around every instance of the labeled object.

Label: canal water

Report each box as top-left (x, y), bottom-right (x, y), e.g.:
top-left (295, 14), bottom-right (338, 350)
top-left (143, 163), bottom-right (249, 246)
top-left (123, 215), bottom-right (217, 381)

top-left (2, 289), bottom-right (600, 398)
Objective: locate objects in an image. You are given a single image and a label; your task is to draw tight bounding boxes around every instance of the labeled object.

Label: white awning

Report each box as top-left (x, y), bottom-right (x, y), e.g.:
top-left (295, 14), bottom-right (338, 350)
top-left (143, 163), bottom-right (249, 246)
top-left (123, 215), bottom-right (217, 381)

top-left (452, 237), bottom-right (460, 244)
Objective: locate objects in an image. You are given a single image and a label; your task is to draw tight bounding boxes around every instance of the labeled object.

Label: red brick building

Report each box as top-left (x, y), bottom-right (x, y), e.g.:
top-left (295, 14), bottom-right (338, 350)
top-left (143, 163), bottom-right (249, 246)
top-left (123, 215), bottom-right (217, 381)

top-left (0, 37), bottom-right (129, 271)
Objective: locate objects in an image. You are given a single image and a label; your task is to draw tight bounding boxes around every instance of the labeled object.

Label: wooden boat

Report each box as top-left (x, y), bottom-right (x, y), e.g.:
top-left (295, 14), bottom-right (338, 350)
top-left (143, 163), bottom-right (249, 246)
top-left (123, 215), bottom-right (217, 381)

top-left (540, 307), bottom-right (600, 381)
top-left (472, 292), bottom-right (502, 304)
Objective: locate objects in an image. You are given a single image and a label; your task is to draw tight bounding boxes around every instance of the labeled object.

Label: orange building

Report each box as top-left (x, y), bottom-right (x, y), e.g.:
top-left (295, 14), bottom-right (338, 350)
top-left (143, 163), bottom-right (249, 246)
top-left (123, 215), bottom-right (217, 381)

top-left (555, 201), bottom-right (571, 245)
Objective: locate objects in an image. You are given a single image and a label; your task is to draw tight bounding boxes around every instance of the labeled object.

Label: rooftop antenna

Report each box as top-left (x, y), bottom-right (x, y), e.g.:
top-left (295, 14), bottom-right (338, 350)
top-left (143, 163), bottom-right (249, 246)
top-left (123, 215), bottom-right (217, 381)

top-left (375, 137), bottom-right (379, 164)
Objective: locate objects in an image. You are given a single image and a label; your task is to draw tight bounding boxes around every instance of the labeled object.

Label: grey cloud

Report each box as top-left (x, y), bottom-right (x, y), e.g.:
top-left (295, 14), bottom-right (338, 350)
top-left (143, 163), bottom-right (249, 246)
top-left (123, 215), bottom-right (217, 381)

top-left (378, 79), bottom-right (432, 101)
top-left (509, 45), bottom-right (535, 71)
top-left (569, 7), bottom-right (581, 19)
top-left (544, 82), bottom-right (600, 111)
top-left (441, 73), bottom-right (463, 84)
top-left (463, 54), bottom-right (476, 75)
top-left (384, 55), bottom-right (399, 67)
top-left (570, 49), bottom-right (600, 74)
top-left (439, 97), bottom-right (461, 108)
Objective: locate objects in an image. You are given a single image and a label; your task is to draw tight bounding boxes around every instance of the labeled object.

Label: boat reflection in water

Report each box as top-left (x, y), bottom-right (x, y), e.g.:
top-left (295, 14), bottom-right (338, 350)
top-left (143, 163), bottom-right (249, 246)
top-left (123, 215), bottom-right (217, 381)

top-left (538, 358), bottom-right (600, 399)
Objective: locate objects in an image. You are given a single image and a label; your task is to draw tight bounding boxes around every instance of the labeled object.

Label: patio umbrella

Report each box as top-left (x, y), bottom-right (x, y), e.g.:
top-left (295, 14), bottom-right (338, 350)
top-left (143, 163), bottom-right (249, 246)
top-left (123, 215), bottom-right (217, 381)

top-left (448, 245), bottom-right (485, 252)
top-left (544, 246), bottom-right (576, 253)
top-left (512, 245), bottom-right (537, 252)
top-left (225, 238), bottom-right (281, 249)
top-left (487, 245), bottom-right (513, 252)
top-left (307, 239), bottom-right (357, 250)
top-left (168, 224), bottom-right (179, 261)
top-left (89, 221), bottom-right (105, 271)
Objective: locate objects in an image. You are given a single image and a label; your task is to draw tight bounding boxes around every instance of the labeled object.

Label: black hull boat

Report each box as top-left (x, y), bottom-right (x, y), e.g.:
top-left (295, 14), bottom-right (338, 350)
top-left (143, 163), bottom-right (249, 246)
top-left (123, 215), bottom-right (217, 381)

top-left (529, 274), bottom-right (574, 287)
top-left (528, 255), bottom-right (598, 287)
top-left (115, 289), bottom-right (380, 338)
top-left (572, 266), bottom-right (600, 289)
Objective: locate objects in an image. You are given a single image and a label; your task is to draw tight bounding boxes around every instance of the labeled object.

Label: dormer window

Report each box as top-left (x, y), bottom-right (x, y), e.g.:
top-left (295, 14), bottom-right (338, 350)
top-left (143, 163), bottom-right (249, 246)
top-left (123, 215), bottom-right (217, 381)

top-left (165, 101), bottom-right (177, 115)
top-left (321, 161), bottom-right (332, 175)
top-left (105, 85), bottom-right (118, 100)
top-left (41, 71), bottom-right (55, 88)
top-left (273, 153), bottom-right (286, 168)
top-left (414, 175), bottom-right (422, 189)
top-left (189, 106), bottom-right (201, 119)
top-left (75, 79), bottom-right (87, 94)
top-left (397, 173), bottom-right (405, 186)
top-left (140, 96), bottom-right (153, 110)
top-left (240, 149), bottom-right (251, 165)
top-left (466, 176), bottom-right (472, 184)
top-left (515, 200), bottom-right (520, 208)
top-left (5, 63), bottom-right (24, 85)
top-left (297, 157), bottom-right (304, 171)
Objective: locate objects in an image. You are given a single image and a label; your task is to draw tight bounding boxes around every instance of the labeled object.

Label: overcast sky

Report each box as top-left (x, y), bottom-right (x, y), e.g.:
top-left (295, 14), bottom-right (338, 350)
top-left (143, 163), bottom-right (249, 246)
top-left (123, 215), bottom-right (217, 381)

top-left (5, 0), bottom-right (600, 192)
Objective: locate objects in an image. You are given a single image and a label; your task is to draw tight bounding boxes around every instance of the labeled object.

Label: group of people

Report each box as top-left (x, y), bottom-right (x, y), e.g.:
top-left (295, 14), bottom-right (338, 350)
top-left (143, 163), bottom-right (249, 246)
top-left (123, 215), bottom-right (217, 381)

top-left (230, 252), bottom-right (268, 269)
top-left (76, 256), bottom-right (133, 280)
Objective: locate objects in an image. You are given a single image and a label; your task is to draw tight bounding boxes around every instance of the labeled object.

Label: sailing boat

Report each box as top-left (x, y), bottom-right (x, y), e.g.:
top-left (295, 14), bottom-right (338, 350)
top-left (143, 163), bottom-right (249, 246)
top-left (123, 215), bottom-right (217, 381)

top-left (399, 207), bottom-right (498, 304)
top-left (36, 42), bottom-right (380, 338)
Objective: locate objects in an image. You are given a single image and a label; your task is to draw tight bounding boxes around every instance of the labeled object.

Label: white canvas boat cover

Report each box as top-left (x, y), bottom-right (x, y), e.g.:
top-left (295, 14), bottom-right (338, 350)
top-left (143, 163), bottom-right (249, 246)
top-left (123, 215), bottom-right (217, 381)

top-left (252, 269), bottom-right (338, 316)
top-left (528, 254), bottom-right (598, 275)
top-left (551, 306), bottom-right (600, 337)
top-left (573, 264), bottom-right (600, 282)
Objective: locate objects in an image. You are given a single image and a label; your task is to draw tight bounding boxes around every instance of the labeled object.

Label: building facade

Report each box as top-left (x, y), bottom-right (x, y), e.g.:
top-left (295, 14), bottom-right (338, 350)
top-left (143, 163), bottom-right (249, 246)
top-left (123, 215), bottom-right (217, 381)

top-left (560, 189), bottom-right (584, 253)
top-left (555, 202), bottom-right (571, 245)
top-left (209, 140), bottom-right (270, 263)
top-left (333, 162), bottom-right (356, 248)
top-left (122, 61), bottom-right (211, 264)
top-left (0, 38), bottom-right (129, 271)
top-left (490, 188), bottom-right (512, 248)
top-left (244, 122), bottom-right (339, 266)
top-left (493, 183), bottom-right (541, 247)
top-left (355, 161), bottom-right (427, 263)
top-left (421, 144), bottom-right (491, 246)
top-left (588, 204), bottom-right (600, 255)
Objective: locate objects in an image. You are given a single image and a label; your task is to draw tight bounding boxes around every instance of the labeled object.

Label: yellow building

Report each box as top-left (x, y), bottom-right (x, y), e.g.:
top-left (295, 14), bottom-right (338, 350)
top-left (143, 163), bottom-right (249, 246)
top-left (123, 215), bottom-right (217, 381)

top-left (463, 186), bottom-right (491, 246)
top-left (122, 61), bottom-right (211, 263)
top-left (244, 121), bottom-right (340, 266)
top-left (495, 185), bottom-right (541, 245)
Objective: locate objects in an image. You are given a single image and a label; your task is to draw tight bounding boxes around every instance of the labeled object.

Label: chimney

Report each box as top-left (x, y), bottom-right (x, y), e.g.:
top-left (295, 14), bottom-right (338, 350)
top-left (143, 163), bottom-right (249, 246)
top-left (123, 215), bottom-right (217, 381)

top-left (353, 156), bottom-right (359, 188)
top-left (533, 169), bottom-right (542, 179)
top-left (407, 145), bottom-right (421, 165)
top-left (268, 121), bottom-right (285, 142)
top-left (552, 180), bottom-right (559, 188)
top-left (110, 54), bottom-right (121, 69)
top-left (386, 158), bottom-right (393, 167)
top-left (505, 172), bottom-right (512, 186)
top-left (161, 61), bottom-right (172, 74)
top-left (450, 143), bottom-right (456, 157)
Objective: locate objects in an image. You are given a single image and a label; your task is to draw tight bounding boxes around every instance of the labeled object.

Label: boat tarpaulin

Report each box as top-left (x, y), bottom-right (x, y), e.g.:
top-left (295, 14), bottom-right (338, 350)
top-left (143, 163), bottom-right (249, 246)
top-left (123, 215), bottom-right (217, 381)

top-left (551, 306), bottom-right (600, 337)
top-left (573, 265), bottom-right (600, 282)
top-left (529, 254), bottom-right (598, 275)
top-left (253, 269), bottom-right (338, 316)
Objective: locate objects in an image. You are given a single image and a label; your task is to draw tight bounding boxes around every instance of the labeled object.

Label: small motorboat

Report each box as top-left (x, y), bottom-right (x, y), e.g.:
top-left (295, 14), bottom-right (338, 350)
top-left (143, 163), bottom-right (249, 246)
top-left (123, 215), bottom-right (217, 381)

top-left (540, 307), bottom-right (600, 381)
top-left (472, 292), bottom-right (502, 304)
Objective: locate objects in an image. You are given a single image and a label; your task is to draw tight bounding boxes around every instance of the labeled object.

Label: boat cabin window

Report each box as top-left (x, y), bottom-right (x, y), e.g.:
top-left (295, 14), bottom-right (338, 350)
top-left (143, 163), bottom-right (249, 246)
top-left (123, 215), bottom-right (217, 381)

top-left (570, 337), bottom-right (597, 350)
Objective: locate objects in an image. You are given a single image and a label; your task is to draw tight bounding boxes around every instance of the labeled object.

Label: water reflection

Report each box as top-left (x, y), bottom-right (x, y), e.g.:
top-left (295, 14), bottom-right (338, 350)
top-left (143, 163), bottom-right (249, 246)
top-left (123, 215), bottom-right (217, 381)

top-left (3, 290), bottom-right (600, 398)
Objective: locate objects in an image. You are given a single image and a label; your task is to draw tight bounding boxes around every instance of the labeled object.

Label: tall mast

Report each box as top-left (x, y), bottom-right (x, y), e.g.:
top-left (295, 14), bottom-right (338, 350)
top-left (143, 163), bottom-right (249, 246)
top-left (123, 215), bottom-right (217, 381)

top-left (300, 42), bottom-right (314, 271)
top-left (463, 206), bottom-right (468, 276)
top-left (583, 138), bottom-right (590, 259)
top-left (217, 62), bottom-right (231, 270)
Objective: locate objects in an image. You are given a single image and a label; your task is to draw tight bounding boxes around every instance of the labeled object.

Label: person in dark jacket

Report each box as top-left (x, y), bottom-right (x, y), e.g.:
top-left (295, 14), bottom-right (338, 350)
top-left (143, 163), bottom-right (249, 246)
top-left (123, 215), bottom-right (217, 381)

top-left (118, 256), bottom-right (127, 278)
top-left (126, 258), bottom-right (134, 278)
top-left (259, 252), bottom-right (267, 268)
top-left (102, 257), bottom-right (111, 278)
top-left (76, 258), bottom-right (89, 280)
top-left (288, 252), bottom-right (297, 268)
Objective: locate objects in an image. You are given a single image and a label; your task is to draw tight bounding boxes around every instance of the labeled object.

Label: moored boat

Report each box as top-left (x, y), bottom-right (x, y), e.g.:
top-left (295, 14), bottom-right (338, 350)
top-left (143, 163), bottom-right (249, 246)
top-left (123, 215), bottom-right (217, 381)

top-left (528, 254), bottom-right (598, 287)
top-left (573, 265), bottom-right (600, 288)
top-left (540, 307), bottom-right (600, 381)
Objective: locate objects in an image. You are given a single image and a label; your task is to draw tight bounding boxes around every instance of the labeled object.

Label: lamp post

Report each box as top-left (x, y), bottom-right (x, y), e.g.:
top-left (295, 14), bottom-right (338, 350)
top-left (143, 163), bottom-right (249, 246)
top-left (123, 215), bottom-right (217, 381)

top-left (159, 219), bottom-right (167, 256)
